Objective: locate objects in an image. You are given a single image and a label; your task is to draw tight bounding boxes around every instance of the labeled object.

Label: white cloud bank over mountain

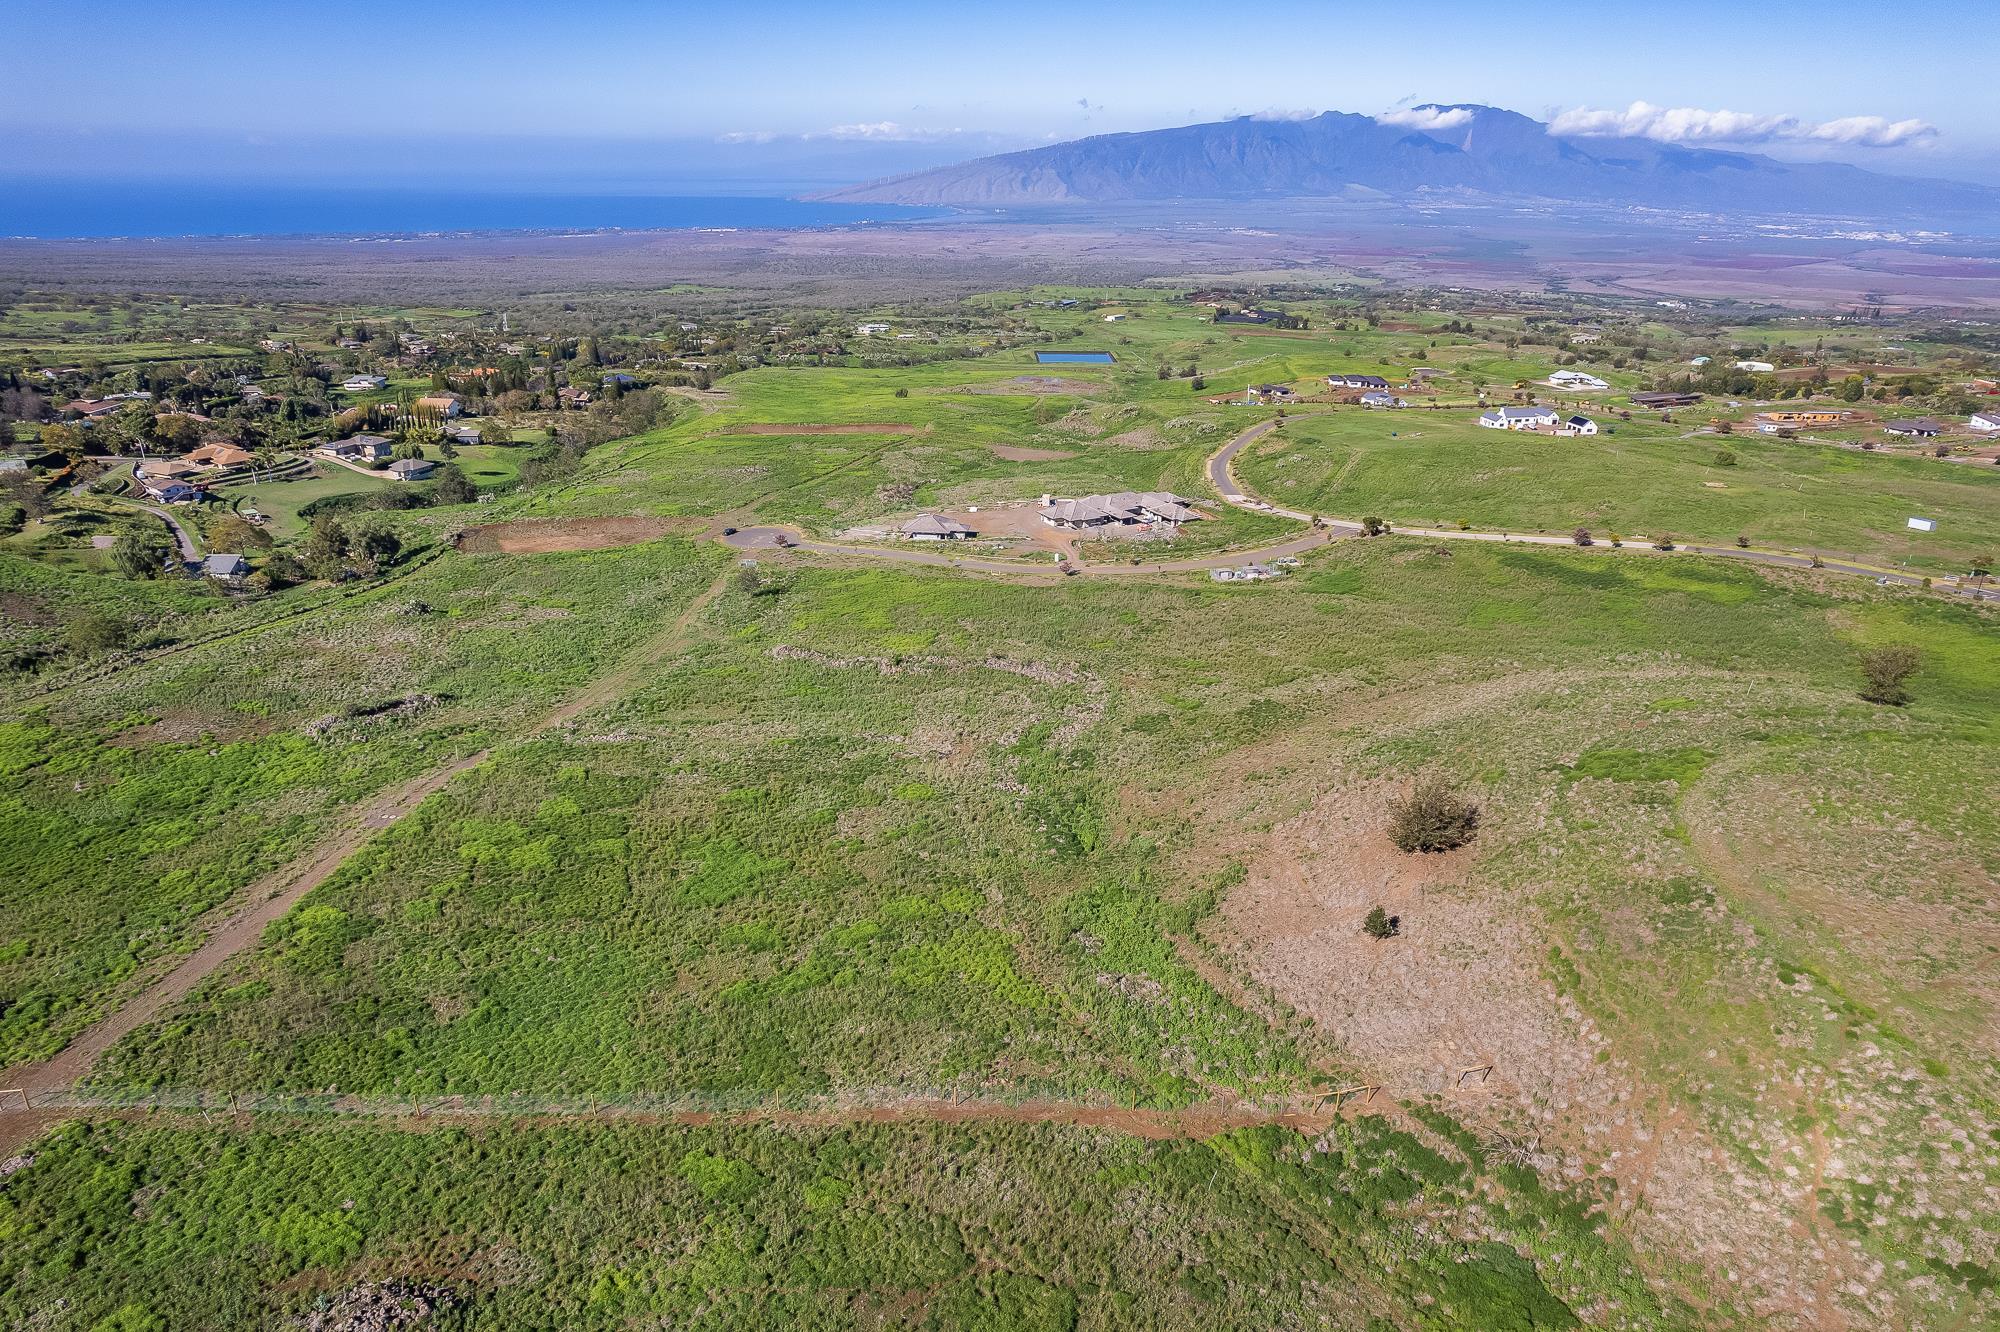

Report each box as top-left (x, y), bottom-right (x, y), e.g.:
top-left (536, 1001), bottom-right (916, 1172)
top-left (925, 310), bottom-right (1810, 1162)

top-left (1548, 101), bottom-right (1937, 148)
top-left (1374, 106), bottom-right (1475, 132)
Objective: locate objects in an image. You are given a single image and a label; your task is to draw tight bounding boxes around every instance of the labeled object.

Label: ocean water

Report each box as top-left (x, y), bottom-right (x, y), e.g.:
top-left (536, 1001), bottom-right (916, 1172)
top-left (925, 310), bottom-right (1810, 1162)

top-left (0, 185), bottom-right (948, 239)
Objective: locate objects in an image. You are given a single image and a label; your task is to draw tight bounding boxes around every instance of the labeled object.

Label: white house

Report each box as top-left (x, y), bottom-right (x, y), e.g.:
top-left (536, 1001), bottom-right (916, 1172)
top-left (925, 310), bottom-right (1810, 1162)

top-left (1359, 390), bottom-right (1407, 408)
top-left (1968, 409), bottom-right (2000, 434)
top-left (1478, 406), bottom-right (1559, 430)
top-left (1559, 415), bottom-right (1599, 436)
top-left (1733, 360), bottom-right (1776, 373)
top-left (1326, 373), bottom-right (1390, 391)
top-left (1883, 418), bottom-right (1943, 439)
top-left (856, 322), bottom-right (891, 336)
top-left (1548, 370), bottom-right (1609, 391)
top-left (1689, 356), bottom-right (1712, 367)
top-left (1102, 313), bottom-right (1128, 322)
top-left (341, 374), bottom-right (387, 392)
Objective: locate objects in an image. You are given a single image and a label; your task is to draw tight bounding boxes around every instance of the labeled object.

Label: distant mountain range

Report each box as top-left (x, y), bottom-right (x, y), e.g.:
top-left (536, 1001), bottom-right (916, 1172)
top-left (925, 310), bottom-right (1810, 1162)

top-left (816, 105), bottom-right (1996, 217)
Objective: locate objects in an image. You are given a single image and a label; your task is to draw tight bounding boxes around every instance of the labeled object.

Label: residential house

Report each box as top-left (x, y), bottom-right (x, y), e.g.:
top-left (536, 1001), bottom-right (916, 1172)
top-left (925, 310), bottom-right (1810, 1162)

top-left (63, 399), bottom-right (124, 420)
top-left (140, 479), bottom-right (200, 503)
top-left (1688, 356), bottom-right (1712, 367)
top-left (1326, 373), bottom-right (1390, 391)
top-left (1211, 563), bottom-right (1283, 583)
top-left (341, 374), bottom-right (387, 392)
top-left (413, 393), bottom-right (462, 419)
top-left (137, 459), bottom-right (203, 481)
top-left (445, 425), bottom-right (482, 446)
top-left (601, 373), bottom-right (639, 389)
top-left (322, 433), bottom-right (394, 461)
top-left (385, 457), bottom-right (437, 481)
top-left (1548, 370), bottom-right (1609, 390)
top-left (1733, 360), bottom-right (1776, 373)
top-left (1630, 391), bottom-right (1702, 409)
top-left (900, 514), bottom-right (976, 541)
top-left (1247, 383), bottom-right (1296, 404)
top-left (186, 442), bottom-right (254, 471)
top-left (203, 553), bottom-right (248, 579)
top-left (1359, 390), bottom-right (1408, 408)
top-left (1883, 418), bottom-right (1943, 439)
top-left (1040, 491), bottom-right (1208, 531)
top-left (1969, 409), bottom-right (2000, 433)
top-left (1559, 415), bottom-right (1599, 436)
top-left (855, 322), bottom-right (891, 336)
top-left (1753, 409), bottom-right (1847, 429)
top-left (1478, 406), bottom-right (1560, 430)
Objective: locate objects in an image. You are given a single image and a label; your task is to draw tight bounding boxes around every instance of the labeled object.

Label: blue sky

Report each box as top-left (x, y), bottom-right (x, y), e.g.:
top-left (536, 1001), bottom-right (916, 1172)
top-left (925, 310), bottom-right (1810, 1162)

top-left (5, 0), bottom-right (1996, 186)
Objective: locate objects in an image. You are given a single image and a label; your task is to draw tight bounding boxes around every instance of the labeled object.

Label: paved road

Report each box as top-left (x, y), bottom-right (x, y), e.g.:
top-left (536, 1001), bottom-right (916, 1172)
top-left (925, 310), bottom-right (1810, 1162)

top-left (133, 501), bottom-right (201, 562)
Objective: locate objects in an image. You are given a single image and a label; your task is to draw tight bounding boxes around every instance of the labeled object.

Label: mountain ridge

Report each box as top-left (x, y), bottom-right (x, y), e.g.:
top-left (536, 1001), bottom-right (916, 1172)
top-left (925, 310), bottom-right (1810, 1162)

top-left (814, 104), bottom-right (1996, 216)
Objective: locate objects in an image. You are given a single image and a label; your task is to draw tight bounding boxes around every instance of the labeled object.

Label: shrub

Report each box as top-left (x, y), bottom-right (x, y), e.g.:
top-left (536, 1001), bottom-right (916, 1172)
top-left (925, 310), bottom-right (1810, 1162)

top-left (64, 611), bottom-right (128, 656)
top-left (1362, 906), bottom-right (1399, 939)
top-left (1652, 534), bottom-right (1675, 551)
top-left (1361, 515), bottom-right (1387, 536)
top-left (1607, 532), bottom-right (1622, 547)
top-left (1858, 644), bottom-right (1919, 706)
top-left (1571, 527), bottom-right (1592, 547)
top-left (1713, 449), bottom-right (1737, 466)
top-left (1387, 777), bottom-right (1480, 854)
top-left (1735, 534), bottom-right (1750, 548)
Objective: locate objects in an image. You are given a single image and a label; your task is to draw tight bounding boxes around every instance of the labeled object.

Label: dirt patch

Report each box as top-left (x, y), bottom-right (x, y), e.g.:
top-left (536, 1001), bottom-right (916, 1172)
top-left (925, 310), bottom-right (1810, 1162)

top-left (0, 591), bottom-right (55, 626)
top-left (935, 376), bottom-right (1103, 397)
top-left (107, 710), bottom-right (276, 749)
top-left (717, 422), bottom-right (922, 436)
top-left (1214, 763), bottom-right (1862, 1327)
top-left (990, 444), bottom-right (1077, 462)
top-left (454, 516), bottom-right (692, 554)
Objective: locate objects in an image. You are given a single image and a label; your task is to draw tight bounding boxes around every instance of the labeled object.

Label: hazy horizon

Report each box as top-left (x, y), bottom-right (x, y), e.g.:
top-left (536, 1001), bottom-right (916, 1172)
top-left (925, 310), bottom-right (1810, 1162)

top-left (5, 0), bottom-right (2000, 195)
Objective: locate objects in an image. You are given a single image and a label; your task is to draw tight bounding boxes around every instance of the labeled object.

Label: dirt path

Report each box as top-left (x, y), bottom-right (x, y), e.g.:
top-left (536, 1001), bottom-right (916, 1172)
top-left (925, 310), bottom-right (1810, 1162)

top-left (8, 1089), bottom-right (1342, 1144)
top-left (0, 565), bottom-right (737, 1158)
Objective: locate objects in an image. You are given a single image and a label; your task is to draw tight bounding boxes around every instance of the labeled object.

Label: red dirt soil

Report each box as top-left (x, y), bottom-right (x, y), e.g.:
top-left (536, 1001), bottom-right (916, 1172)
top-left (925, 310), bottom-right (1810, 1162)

top-left (455, 516), bottom-right (694, 554)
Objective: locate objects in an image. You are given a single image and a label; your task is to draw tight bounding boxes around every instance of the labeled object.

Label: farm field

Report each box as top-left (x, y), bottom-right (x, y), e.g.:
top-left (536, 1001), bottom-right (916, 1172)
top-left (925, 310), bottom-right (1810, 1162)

top-left (3, 284), bottom-right (1998, 1332)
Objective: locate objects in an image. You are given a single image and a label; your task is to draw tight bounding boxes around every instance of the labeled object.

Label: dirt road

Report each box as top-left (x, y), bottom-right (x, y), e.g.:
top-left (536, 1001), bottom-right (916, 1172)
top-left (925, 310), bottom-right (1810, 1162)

top-left (0, 565), bottom-right (737, 1157)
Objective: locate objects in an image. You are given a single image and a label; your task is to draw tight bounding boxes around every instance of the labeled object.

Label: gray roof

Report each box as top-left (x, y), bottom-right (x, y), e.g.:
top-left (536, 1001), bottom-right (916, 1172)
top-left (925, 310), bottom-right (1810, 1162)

top-left (386, 457), bottom-right (435, 476)
top-left (900, 513), bottom-right (974, 537)
top-left (1884, 418), bottom-right (1943, 433)
top-left (1041, 491), bottom-right (1207, 525)
top-left (1484, 405), bottom-right (1557, 421)
top-left (204, 553), bottom-right (247, 575)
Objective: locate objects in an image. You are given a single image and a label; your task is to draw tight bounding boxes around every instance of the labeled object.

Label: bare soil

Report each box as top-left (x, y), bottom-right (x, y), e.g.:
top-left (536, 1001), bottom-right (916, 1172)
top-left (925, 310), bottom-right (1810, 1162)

top-left (715, 422), bottom-right (923, 436)
top-left (989, 444), bottom-right (1077, 461)
top-left (454, 515), bottom-right (694, 554)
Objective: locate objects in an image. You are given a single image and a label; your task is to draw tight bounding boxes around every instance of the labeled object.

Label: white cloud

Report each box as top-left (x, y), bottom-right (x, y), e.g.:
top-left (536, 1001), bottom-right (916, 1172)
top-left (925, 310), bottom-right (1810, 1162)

top-left (718, 122), bottom-right (966, 145)
top-left (807, 121), bottom-right (960, 142)
top-left (1375, 106), bottom-right (1474, 132)
top-left (1549, 101), bottom-right (1936, 149)
top-left (1252, 107), bottom-right (1321, 122)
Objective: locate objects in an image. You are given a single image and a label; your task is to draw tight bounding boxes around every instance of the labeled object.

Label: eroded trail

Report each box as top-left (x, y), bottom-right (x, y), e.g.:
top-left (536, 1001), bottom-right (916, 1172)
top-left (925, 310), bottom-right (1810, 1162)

top-left (0, 565), bottom-right (737, 1157)
top-left (8, 1089), bottom-right (1343, 1143)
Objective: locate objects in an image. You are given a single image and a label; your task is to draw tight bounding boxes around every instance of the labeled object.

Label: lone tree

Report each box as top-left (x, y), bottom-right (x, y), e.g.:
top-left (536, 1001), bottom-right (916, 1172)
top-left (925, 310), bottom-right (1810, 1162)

top-left (1362, 905), bottom-right (1399, 939)
top-left (1361, 515), bottom-right (1387, 536)
top-left (1858, 644), bottom-right (1919, 706)
top-left (1387, 776), bottom-right (1480, 854)
top-left (1572, 527), bottom-right (1593, 546)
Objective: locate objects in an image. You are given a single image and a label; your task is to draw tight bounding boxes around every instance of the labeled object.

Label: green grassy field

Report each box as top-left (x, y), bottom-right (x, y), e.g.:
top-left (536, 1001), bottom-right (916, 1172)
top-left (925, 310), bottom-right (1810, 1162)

top-left (1238, 408), bottom-right (2000, 572)
top-left (4, 287), bottom-right (1997, 1332)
